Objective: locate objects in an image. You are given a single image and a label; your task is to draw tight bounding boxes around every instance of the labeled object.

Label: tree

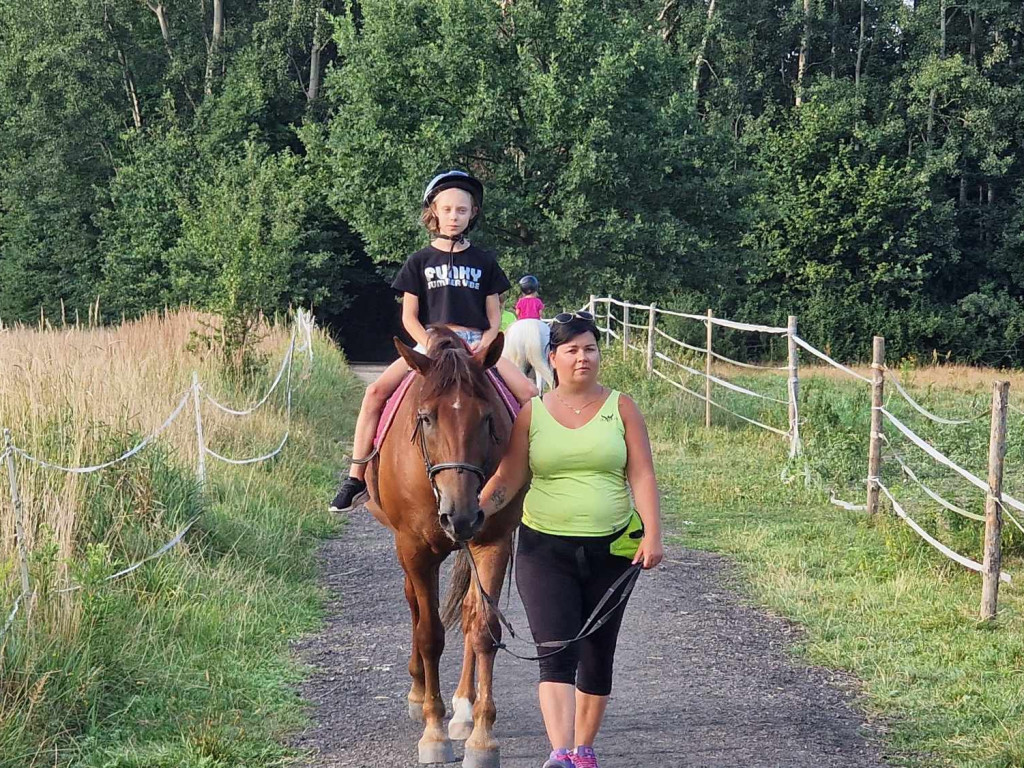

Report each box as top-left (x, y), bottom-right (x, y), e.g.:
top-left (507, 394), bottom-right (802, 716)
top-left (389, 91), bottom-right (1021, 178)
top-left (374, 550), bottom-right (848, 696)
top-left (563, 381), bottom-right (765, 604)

top-left (321, 0), bottom-right (746, 305)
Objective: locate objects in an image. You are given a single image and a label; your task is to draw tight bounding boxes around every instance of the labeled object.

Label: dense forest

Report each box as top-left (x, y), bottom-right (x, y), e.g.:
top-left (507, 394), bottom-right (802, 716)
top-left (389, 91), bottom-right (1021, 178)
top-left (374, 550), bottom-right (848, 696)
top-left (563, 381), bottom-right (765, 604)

top-left (1, 0), bottom-right (1022, 363)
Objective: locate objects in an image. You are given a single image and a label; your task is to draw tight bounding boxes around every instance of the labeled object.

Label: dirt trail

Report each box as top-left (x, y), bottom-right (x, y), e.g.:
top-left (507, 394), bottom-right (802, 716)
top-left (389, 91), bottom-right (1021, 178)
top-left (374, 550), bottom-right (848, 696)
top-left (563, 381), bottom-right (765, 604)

top-left (290, 364), bottom-right (889, 767)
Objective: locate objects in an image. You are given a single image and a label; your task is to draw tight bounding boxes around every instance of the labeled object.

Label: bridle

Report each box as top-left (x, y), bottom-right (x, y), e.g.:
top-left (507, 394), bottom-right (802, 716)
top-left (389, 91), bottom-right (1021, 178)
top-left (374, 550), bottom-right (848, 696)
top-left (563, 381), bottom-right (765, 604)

top-left (412, 411), bottom-right (490, 508)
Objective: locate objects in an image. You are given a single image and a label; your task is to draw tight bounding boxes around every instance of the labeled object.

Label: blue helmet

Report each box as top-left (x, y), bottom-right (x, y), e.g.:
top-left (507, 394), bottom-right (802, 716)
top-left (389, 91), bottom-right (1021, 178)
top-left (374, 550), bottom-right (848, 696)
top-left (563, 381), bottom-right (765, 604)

top-left (423, 170), bottom-right (483, 231)
top-left (518, 275), bottom-right (539, 294)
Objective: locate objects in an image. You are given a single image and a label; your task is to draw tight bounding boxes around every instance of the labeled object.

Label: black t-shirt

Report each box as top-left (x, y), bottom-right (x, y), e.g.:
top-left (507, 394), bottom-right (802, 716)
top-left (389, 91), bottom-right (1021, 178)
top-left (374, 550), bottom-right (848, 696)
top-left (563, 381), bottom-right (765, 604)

top-left (391, 244), bottom-right (511, 331)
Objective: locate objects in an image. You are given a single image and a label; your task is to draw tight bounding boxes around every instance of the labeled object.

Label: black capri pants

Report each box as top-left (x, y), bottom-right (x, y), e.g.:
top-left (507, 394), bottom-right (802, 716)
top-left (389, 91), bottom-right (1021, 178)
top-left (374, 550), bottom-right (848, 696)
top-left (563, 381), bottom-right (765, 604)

top-left (515, 524), bottom-right (635, 696)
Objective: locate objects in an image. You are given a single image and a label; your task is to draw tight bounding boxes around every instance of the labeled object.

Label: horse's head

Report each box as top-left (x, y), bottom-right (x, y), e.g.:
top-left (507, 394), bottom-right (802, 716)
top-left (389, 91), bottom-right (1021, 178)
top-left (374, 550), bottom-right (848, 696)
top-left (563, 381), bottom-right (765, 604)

top-left (395, 327), bottom-right (506, 543)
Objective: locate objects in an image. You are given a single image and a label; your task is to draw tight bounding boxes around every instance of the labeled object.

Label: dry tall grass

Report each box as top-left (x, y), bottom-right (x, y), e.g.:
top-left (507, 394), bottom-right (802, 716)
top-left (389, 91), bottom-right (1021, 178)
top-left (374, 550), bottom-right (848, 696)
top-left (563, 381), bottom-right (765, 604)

top-left (0, 310), bottom-right (300, 622)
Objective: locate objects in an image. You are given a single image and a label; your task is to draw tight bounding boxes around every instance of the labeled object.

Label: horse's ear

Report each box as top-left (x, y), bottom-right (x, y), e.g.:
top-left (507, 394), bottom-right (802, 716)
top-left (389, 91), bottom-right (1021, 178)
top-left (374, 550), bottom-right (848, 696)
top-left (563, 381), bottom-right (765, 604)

top-left (395, 337), bottom-right (431, 375)
top-left (474, 332), bottom-right (504, 371)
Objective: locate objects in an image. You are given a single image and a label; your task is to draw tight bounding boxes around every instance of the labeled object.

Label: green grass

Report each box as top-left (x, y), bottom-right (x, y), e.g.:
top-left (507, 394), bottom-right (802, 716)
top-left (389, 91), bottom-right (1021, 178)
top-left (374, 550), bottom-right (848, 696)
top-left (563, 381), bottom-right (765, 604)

top-left (0, 337), bottom-right (361, 768)
top-left (603, 353), bottom-right (1024, 768)
top-left (9, 326), bottom-right (1022, 767)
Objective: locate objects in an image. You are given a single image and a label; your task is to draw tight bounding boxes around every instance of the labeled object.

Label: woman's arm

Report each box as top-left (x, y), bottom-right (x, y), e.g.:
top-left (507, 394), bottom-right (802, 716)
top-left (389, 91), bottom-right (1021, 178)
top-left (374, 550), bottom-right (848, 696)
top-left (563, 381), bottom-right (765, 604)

top-left (620, 395), bottom-right (664, 569)
top-left (479, 402), bottom-right (532, 518)
top-left (401, 293), bottom-right (430, 348)
top-left (476, 293), bottom-right (501, 351)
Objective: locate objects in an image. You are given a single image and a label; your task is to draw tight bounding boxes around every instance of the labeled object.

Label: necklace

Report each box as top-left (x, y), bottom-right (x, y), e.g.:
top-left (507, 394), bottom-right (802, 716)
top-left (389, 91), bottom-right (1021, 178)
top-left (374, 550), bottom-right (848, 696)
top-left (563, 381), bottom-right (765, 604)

top-left (553, 387), bottom-right (605, 416)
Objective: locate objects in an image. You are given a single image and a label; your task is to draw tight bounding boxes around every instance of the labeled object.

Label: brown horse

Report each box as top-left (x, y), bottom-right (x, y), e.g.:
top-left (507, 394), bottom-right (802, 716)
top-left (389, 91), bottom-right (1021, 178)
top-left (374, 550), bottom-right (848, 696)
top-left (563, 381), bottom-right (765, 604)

top-left (364, 327), bottom-right (524, 768)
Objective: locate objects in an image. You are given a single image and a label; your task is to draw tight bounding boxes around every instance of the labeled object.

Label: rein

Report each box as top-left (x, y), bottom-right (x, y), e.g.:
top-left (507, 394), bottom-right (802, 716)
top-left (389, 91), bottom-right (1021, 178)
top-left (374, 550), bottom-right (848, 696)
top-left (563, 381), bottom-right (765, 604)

top-left (460, 543), bottom-right (643, 661)
top-left (408, 392), bottom-right (641, 660)
top-left (357, 356), bottom-right (640, 660)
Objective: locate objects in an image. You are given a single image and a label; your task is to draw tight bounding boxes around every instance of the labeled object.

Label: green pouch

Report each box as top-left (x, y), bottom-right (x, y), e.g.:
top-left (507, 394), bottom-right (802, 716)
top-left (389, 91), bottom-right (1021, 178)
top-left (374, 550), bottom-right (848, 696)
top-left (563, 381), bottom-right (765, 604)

top-left (609, 510), bottom-right (644, 559)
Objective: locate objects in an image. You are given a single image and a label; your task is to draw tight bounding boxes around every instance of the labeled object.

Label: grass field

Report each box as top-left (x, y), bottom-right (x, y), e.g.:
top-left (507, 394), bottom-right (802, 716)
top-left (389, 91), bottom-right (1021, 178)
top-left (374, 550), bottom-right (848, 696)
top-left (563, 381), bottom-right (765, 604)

top-left (602, 347), bottom-right (1024, 768)
top-left (5, 313), bottom-right (1024, 767)
top-left (0, 312), bottom-right (360, 767)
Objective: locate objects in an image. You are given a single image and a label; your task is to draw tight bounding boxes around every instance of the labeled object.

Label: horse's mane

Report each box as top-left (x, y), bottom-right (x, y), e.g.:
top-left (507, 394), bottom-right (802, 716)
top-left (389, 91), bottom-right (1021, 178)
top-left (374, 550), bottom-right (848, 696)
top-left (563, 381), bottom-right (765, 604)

top-left (420, 327), bottom-right (490, 402)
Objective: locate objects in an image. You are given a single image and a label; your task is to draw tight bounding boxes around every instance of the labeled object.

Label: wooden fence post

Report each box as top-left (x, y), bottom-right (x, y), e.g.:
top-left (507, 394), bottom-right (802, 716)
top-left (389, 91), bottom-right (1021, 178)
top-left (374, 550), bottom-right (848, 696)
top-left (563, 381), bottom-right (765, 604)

top-left (787, 315), bottom-right (800, 458)
top-left (4, 429), bottom-right (32, 615)
top-left (981, 380), bottom-right (1009, 621)
top-left (192, 372), bottom-right (206, 488)
top-left (646, 303), bottom-right (657, 376)
top-left (705, 309), bottom-right (713, 428)
top-left (588, 294), bottom-right (597, 319)
top-left (605, 297), bottom-right (612, 348)
top-left (622, 303), bottom-right (630, 361)
top-left (866, 335), bottom-right (885, 515)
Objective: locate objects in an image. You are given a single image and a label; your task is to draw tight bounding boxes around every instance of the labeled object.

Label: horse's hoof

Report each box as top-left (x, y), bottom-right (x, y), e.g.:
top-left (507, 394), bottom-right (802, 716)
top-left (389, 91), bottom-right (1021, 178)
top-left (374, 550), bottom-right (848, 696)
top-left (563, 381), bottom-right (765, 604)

top-left (448, 718), bottom-right (473, 740)
top-left (463, 746), bottom-right (500, 768)
top-left (418, 738), bottom-right (456, 764)
top-left (448, 696), bottom-right (474, 740)
top-left (409, 700), bottom-right (425, 722)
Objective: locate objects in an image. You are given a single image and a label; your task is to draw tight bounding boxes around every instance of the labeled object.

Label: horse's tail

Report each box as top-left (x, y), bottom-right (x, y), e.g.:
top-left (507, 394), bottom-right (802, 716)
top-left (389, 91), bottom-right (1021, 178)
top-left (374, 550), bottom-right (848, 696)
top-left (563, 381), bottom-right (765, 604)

top-left (528, 324), bottom-right (555, 388)
top-left (441, 548), bottom-right (472, 631)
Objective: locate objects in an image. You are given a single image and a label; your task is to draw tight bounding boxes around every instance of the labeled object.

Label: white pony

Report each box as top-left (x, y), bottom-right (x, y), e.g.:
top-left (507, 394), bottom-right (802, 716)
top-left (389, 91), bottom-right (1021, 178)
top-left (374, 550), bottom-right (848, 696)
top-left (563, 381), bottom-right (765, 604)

top-left (502, 318), bottom-right (553, 392)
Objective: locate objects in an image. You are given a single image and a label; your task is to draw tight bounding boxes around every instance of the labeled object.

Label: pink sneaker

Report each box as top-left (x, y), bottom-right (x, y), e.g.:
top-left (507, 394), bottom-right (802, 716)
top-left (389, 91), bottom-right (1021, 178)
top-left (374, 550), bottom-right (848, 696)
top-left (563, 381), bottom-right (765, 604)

top-left (571, 745), bottom-right (600, 768)
top-left (543, 748), bottom-right (574, 768)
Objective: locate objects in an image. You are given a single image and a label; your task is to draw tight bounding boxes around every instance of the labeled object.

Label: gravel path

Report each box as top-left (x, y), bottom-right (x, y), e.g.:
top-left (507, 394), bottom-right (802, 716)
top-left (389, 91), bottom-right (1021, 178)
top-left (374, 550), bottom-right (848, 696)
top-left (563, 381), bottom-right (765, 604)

top-left (290, 365), bottom-right (891, 768)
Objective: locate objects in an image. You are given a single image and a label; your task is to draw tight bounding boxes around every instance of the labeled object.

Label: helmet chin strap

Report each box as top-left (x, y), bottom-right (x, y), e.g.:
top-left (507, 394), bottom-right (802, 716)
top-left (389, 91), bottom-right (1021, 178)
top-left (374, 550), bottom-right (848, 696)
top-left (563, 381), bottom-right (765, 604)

top-left (433, 231), bottom-right (466, 243)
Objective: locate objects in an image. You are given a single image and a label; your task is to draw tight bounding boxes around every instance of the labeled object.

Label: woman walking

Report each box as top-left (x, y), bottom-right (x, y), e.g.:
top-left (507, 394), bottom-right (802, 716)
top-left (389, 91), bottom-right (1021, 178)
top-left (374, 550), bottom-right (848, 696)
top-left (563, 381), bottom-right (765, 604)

top-left (479, 311), bottom-right (663, 768)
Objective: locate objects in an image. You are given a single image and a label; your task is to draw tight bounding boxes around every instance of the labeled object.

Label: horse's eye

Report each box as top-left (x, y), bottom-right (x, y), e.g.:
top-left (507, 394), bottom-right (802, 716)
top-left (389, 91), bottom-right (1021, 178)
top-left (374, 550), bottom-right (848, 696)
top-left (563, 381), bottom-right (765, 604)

top-left (485, 414), bottom-right (500, 443)
top-left (418, 411), bottom-right (433, 426)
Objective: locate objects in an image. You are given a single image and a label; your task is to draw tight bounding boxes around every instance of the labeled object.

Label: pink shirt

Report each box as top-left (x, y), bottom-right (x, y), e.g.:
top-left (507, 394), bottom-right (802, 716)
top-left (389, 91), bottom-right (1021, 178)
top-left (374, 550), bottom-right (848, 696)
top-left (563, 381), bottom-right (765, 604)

top-left (515, 296), bottom-right (544, 320)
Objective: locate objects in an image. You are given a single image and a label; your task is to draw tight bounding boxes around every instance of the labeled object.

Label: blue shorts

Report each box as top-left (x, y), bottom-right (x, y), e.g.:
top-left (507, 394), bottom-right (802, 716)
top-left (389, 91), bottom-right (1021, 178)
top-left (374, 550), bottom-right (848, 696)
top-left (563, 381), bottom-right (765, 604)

top-left (414, 329), bottom-right (483, 353)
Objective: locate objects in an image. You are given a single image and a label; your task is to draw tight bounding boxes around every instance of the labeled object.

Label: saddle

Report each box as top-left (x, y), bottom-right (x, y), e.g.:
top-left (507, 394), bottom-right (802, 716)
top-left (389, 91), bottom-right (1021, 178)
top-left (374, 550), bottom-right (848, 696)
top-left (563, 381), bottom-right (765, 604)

top-left (365, 367), bottom-right (520, 519)
top-left (374, 368), bottom-right (520, 449)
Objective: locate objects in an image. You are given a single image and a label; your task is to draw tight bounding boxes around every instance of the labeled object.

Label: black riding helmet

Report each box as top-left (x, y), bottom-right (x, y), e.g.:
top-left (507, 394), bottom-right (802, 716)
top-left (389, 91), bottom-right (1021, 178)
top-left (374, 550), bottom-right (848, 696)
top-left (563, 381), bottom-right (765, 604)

top-left (518, 275), bottom-right (539, 294)
top-left (422, 170), bottom-right (484, 236)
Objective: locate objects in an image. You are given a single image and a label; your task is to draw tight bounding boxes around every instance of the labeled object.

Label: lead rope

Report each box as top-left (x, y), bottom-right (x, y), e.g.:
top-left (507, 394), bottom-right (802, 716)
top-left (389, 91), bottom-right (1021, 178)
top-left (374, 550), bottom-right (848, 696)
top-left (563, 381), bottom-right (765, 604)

top-left (460, 543), bottom-right (642, 661)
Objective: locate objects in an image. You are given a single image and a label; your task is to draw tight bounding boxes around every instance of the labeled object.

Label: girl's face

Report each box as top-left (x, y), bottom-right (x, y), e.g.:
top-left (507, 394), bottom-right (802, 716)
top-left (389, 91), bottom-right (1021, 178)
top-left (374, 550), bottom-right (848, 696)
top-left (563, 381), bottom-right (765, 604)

top-left (432, 188), bottom-right (476, 237)
top-left (549, 331), bottom-right (601, 387)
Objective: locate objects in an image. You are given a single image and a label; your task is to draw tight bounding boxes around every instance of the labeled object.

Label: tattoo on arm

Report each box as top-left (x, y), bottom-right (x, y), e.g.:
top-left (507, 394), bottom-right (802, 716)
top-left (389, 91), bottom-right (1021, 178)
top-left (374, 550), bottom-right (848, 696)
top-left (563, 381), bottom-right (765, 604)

top-left (491, 486), bottom-right (507, 511)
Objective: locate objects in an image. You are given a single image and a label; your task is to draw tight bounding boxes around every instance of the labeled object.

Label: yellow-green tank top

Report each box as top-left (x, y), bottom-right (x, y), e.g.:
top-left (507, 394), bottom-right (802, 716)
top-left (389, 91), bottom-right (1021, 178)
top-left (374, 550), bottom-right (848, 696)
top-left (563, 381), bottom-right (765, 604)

top-left (522, 390), bottom-right (632, 537)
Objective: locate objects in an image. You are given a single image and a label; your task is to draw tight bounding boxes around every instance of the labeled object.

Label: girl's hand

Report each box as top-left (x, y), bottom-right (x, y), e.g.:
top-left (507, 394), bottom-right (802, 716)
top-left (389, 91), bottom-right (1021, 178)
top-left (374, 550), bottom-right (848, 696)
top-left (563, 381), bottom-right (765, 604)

top-left (632, 536), bottom-right (664, 570)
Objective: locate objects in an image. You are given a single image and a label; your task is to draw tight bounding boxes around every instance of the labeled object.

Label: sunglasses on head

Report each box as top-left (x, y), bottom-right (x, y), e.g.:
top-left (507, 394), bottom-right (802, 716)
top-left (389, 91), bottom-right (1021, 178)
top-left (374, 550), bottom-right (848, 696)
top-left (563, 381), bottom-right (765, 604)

top-left (551, 311), bottom-right (595, 324)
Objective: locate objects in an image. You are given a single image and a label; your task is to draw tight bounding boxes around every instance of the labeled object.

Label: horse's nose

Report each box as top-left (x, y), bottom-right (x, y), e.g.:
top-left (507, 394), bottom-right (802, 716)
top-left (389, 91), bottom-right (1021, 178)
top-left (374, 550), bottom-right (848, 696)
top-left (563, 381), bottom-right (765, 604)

top-left (438, 509), bottom-right (483, 542)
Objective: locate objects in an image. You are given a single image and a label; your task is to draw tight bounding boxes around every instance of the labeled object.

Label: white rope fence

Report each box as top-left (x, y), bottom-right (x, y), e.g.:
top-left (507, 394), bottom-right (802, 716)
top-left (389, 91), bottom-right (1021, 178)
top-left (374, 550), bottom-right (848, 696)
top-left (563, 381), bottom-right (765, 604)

top-left (657, 353), bottom-right (789, 404)
top-left (711, 349), bottom-right (790, 371)
top-left (888, 449), bottom-right (986, 523)
top-left (590, 294), bottom-right (1022, 606)
top-left (11, 389), bottom-right (192, 473)
top-left (877, 481), bottom-right (1011, 584)
top-left (651, 365), bottom-right (791, 437)
top-left (792, 334), bottom-right (871, 383)
top-left (884, 370), bottom-right (988, 426)
top-left (596, 297), bottom-right (795, 442)
top-left (0, 309), bottom-right (317, 642)
top-left (53, 515), bottom-right (203, 596)
top-left (881, 407), bottom-right (1024, 519)
top-left (204, 331), bottom-right (296, 416)
top-left (205, 356), bottom-right (293, 465)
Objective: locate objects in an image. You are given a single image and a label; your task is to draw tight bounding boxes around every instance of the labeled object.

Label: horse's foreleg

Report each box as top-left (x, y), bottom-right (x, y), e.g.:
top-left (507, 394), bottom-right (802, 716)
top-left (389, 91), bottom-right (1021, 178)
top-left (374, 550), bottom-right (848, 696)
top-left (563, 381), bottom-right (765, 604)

top-left (449, 595), bottom-right (478, 740)
top-left (404, 573), bottom-right (426, 722)
top-left (411, 566), bottom-right (454, 764)
top-left (462, 541), bottom-right (510, 768)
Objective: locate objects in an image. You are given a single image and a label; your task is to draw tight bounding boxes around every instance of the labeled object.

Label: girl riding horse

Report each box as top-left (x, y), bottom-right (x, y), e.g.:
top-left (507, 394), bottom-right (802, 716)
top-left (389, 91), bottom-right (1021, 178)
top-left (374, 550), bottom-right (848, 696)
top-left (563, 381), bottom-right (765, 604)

top-left (330, 171), bottom-right (538, 513)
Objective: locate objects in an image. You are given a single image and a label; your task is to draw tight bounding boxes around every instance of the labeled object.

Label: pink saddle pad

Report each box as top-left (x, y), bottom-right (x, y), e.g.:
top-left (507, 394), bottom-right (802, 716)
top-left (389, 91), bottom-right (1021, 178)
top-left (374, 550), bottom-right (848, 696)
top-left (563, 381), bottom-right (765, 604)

top-left (374, 369), bottom-right (521, 449)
